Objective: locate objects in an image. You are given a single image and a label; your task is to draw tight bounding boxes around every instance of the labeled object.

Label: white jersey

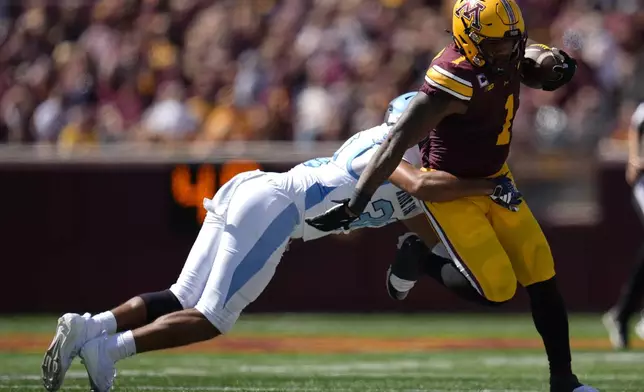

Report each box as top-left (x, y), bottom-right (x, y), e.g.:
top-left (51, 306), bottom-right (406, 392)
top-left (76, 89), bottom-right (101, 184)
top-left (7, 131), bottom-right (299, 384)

top-left (177, 123), bottom-right (423, 334)
top-left (276, 123), bottom-right (423, 241)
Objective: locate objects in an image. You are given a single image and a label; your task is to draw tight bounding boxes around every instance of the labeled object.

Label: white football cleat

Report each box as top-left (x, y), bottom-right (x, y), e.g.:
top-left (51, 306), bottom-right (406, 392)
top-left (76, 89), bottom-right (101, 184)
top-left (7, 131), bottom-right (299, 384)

top-left (41, 313), bottom-right (91, 391)
top-left (79, 333), bottom-right (116, 392)
top-left (602, 311), bottom-right (628, 350)
top-left (634, 317), bottom-right (644, 341)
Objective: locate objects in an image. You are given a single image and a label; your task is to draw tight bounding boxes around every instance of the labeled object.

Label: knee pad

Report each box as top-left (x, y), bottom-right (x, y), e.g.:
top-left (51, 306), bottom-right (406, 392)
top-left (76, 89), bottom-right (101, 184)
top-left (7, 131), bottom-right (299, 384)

top-left (194, 301), bottom-right (238, 335)
top-left (477, 259), bottom-right (518, 303)
top-left (481, 271), bottom-right (517, 303)
top-left (486, 277), bottom-right (517, 303)
top-left (169, 282), bottom-right (202, 309)
top-left (139, 289), bottom-right (184, 324)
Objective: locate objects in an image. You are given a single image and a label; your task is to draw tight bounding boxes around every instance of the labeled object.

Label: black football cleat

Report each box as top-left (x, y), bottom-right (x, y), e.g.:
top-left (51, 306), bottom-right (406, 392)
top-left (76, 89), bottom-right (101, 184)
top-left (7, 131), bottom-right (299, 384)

top-left (550, 374), bottom-right (599, 392)
top-left (386, 233), bottom-right (427, 300)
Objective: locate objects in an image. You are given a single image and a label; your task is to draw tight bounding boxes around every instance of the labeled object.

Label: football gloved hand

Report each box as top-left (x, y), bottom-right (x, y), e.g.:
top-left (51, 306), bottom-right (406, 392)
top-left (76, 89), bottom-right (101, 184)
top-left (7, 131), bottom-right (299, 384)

top-left (542, 47), bottom-right (577, 92)
top-left (305, 199), bottom-right (359, 232)
top-left (489, 174), bottom-right (523, 212)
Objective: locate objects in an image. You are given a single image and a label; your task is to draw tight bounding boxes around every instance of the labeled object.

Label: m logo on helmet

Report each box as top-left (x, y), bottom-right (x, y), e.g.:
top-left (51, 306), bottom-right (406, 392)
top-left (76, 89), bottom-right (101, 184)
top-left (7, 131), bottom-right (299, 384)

top-left (455, 0), bottom-right (486, 31)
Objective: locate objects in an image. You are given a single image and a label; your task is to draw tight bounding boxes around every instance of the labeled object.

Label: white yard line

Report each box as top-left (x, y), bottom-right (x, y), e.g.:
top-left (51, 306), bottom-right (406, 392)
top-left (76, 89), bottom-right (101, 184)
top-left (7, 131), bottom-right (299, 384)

top-left (2, 352), bottom-right (643, 389)
top-left (0, 386), bottom-right (541, 392)
top-left (108, 351), bottom-right (644, 370)
top-left (1, 367), bottom-right (641, 382)
top-left (236, 359), bottom-right (454, 374)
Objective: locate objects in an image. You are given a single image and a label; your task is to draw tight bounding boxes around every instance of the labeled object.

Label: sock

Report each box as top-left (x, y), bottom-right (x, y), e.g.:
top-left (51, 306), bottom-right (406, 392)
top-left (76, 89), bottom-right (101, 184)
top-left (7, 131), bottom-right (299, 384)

top-left (89, 311), bottom-right (117, 338)
top-left (613, 243), bottom-right (644, 323)
top-left (106, 331), bottom-right (137, 362)
top-left (389, 274), bottom-right (416, 292)
top-left (526, 276), bottom-right (572, 378)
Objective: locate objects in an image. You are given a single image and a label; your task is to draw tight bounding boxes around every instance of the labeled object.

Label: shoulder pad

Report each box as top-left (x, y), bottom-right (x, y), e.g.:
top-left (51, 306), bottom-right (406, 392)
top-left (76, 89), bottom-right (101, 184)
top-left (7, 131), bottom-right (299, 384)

top-left (424, 46), bottom-right (476, 102)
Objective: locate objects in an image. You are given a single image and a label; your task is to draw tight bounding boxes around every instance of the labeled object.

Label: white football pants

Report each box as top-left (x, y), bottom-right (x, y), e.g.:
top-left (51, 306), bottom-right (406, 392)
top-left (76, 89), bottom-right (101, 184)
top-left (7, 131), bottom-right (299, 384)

top-left (169, 171), bottom-right (300, 333)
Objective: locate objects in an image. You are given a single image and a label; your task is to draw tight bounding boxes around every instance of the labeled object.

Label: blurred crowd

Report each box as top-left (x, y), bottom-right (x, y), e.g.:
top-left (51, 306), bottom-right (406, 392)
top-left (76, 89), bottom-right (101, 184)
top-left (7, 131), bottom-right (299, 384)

top-left (0, 0), bottom-right (643, 152)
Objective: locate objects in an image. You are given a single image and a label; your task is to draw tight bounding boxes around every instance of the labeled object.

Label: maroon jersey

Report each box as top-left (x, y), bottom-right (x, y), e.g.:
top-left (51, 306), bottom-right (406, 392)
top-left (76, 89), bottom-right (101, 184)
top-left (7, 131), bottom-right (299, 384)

top-left (420, 43), bottom-right (521, 178)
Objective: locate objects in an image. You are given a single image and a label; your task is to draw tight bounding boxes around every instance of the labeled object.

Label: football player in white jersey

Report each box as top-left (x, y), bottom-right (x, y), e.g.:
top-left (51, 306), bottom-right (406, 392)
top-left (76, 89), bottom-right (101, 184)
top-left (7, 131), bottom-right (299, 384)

top-left (603, 102), bottom-right (644, 349)
top-left (41, 93), bottom-right (517, 392)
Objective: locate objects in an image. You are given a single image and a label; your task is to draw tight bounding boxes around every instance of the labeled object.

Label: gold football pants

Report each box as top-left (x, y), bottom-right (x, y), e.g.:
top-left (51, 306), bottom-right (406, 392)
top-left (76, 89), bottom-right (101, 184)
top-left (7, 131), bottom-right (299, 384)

top-left (421, 166), bottom-right (555, 302)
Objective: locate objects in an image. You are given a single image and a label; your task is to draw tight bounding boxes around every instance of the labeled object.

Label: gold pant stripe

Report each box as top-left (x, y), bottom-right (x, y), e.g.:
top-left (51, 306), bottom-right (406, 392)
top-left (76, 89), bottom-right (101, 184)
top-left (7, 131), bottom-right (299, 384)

top-left (419, 200), bottom-right (484, 295)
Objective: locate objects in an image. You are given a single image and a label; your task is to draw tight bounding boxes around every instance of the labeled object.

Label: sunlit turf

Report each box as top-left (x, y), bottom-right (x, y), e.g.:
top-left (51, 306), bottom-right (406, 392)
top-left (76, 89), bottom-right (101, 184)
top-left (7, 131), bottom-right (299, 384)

top-left (1, 313), bottom-right (641, 391)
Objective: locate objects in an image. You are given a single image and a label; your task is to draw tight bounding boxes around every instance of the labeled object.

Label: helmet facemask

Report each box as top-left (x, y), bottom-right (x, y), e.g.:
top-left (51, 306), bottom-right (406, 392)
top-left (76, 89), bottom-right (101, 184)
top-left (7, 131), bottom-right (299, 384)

top-left (476, 32), bottom-right (526, 74)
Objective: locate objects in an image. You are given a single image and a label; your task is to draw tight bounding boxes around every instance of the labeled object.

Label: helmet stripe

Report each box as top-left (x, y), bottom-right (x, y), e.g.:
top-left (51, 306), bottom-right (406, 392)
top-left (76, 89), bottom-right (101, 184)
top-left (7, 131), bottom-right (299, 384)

top-left (499, 0), bottom-right (517, 28)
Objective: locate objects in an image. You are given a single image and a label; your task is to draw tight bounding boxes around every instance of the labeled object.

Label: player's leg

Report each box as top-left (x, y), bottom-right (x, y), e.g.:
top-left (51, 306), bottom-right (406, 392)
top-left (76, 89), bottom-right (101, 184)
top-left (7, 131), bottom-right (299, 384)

top-left (41, 211), bottom-right (224, 392)
top-left (489, 198), bottom-right (595, 392)
top-left (387, 214), bottom-right (440, 300)
top-left (100, 207), bottom-right (227, 334)
top-left (41, 181), bottom-right (233, 392)
top-left (131, 199), bottom-right (298, 353)
top-left (604, 244), bottom-right (644, 349)
top-left (391, 232), bottom-right (505, 306)
top-left (103, 176), bottom-right (244, 334)
top-left (604, 177), bottom-right (644, 349)
top-left (389, 197), bottom-right (517, 303)
top-left (88, 211), bottom-right (225, 336)
top-left (424, 241), bottom-right (506, 306)
top-left (77, 180), bottom-right (299, 391)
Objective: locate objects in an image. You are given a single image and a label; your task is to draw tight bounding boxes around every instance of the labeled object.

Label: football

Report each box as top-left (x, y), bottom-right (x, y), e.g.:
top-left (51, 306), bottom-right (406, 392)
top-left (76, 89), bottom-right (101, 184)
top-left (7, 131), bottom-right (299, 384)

top-left (520, 44), bottom-right (561, 89)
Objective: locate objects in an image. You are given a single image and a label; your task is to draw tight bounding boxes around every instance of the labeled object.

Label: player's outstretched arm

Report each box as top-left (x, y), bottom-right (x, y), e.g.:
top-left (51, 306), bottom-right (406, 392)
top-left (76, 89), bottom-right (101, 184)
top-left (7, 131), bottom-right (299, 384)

top-left (389, 161), bottom-right (494, 203)
top-left (349, 92), bottom-right (464, 212)
top-left (305, 91), bottom-right (465, 232)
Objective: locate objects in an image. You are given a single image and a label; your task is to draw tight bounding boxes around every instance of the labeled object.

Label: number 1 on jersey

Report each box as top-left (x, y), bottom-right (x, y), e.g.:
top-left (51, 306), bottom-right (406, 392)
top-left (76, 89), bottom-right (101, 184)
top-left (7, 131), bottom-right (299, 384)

top-left (496, 94), bottom-right (514, 146)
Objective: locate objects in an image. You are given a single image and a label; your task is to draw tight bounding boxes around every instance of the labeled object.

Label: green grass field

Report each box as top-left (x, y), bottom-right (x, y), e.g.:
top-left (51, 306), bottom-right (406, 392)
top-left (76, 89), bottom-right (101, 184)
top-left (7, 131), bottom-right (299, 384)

top-left (1, 313), bottom-right (642, 391)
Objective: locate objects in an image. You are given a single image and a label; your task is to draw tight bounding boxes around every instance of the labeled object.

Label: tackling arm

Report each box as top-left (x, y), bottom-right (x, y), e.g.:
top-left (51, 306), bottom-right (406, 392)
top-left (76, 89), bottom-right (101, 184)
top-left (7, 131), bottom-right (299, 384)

top-left (347, 92), bottom-right (467, 214)
top-left (389, 161), bottom-right (494, 203)
top-left (304, 90), bottom-right (468, 232)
